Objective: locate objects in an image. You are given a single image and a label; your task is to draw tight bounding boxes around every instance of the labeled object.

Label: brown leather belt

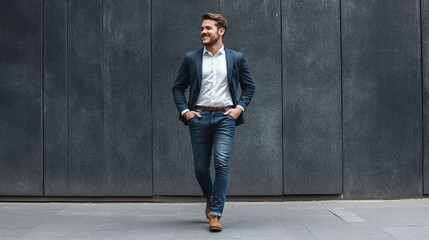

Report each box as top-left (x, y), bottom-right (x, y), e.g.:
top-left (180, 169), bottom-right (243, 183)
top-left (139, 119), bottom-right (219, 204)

top-left (195, 105), bottom-right (232, 111)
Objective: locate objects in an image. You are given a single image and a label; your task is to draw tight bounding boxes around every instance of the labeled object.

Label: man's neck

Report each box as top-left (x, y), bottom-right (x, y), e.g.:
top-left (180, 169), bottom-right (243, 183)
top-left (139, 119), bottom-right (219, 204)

top-left (205, 41), bottom-right (223, 55)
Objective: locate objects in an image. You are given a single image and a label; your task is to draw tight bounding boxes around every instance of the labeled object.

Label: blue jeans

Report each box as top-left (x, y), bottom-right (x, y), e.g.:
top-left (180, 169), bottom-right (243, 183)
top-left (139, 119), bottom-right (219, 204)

top-left (188, 110), bottom-right (236, 217)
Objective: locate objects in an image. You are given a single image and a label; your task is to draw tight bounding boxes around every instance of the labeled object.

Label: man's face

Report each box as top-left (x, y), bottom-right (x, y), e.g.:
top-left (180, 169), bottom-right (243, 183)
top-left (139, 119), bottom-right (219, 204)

top-left (200, 19), bottom-right (224, 46)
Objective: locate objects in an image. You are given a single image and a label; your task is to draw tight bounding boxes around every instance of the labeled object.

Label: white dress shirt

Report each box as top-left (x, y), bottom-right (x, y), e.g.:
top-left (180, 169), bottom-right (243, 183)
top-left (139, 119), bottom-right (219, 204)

top-left (196, 45), bottom-right (232, 107)
top-left (181, 45), bottom-right (243, 115)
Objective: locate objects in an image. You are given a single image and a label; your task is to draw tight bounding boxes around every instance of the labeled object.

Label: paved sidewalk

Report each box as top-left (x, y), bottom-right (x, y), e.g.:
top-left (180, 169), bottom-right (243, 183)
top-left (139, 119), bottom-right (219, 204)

top-left (0, 199), bottom-right (429, 239)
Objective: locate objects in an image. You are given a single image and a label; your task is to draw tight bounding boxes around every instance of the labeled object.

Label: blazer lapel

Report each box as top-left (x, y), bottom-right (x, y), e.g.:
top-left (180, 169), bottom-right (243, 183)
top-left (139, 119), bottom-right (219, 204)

top-left (196, 48), bottom-right (203, 89)
top-left (225, 48), bottom-right (233, 85)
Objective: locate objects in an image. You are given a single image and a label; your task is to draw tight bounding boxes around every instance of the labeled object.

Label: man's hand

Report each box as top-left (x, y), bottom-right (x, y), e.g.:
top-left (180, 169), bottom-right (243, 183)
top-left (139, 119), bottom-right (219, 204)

top-left (184, 110), bottom-right (201, 120)
top-left (224, 107), bottom-right (242, 119)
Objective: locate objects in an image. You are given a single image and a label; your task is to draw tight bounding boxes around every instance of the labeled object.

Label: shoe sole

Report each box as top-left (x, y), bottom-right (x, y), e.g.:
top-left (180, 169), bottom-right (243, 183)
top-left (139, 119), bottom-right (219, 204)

top-left (209, 227), bottom-right (222, 232)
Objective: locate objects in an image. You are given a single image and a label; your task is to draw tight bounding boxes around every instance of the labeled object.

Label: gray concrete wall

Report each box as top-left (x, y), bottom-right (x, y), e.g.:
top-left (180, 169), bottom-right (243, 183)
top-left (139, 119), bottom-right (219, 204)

top-left (342, 0), bottom-right (422, 199)
top-left (0, 0), bottom-right (426, 199)
top-left (283, 0), bottom-right (342, 195)
top-left (0, 0), bottom-right (43, 195)
top-left (423, 0), bottom-right (429, 194)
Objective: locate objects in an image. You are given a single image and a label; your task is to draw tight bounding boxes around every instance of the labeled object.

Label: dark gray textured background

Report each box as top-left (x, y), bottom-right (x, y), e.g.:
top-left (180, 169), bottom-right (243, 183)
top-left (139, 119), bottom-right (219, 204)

top-left (0, 0), bottom-right (43, 196)
top-left (283, 0), bottom-right (342, 195)
top-left (342, 0), bottom-right (422, 198)
top-left (423, 0), bottom-right (429, 195)
top-left (0, 0), bottom-right (427, 199)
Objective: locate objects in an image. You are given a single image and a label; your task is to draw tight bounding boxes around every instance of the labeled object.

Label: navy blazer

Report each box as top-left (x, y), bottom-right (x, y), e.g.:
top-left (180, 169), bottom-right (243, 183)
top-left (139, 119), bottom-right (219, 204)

top-left (172, 47), bottom-right (255, 126)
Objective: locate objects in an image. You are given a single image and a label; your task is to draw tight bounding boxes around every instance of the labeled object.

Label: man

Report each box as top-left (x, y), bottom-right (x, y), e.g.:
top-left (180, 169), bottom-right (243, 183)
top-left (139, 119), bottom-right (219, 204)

top-left (172, 13), bottom-right (255, 232)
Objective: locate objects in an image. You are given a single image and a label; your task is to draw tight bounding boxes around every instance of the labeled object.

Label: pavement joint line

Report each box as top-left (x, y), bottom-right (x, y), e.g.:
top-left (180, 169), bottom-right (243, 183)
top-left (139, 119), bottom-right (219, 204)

top-left (328, 209), bottom-right (366, 223)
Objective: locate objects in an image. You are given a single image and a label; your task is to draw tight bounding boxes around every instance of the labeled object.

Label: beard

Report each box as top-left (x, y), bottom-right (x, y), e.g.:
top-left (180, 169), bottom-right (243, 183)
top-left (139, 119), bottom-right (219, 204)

top-left (201, 34), bottom-right (220, 46)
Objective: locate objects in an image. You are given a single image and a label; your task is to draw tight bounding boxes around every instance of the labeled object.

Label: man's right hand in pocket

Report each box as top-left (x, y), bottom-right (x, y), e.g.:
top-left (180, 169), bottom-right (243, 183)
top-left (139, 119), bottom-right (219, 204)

top-left (184, 111), bottom-right (201, 120)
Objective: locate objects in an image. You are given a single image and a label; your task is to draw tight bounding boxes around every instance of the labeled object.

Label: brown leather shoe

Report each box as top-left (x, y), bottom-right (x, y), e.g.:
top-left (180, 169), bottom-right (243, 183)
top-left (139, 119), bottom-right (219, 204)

top-left (205, 198), bottom-right (212, 219)
top-left (209, 215), bottom-right (222, 232)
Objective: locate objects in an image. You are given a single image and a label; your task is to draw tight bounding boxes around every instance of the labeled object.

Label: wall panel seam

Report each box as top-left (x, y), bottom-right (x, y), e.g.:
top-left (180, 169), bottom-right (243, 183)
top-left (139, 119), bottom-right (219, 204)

top-left (101, 0), bottom-right (105, 193)
top-left (150, 0), bottom-right (154, 196)
top-left (339, 0), bottom-right (344, 198)
top-left (41, 0), bottom-right (45, 196)
top-left (420, 0), bottom-right (425, 193)
top-left (279, 0), bottom-right (284, 199)
top-left (66, 0), bottom-right (70, 194)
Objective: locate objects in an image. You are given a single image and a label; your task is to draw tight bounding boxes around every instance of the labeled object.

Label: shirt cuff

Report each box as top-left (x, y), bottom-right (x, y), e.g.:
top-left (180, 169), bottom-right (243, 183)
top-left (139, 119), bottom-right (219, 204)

top-left (181, 109), bottom-right (190, 116)
top-left (237, 105), bottom-right (244, 112)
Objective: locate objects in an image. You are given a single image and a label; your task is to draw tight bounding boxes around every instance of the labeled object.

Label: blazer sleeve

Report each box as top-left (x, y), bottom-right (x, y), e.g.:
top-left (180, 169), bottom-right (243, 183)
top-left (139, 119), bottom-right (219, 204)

top-left (237, 55), bottom-right (255, 111)
top-left (172, 55), bottom-right (190, 114)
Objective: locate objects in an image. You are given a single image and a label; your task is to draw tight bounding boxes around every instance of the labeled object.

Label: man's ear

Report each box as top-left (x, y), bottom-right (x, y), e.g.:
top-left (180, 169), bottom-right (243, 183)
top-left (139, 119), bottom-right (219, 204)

top-left (218, 28), bottom-right (225, 36)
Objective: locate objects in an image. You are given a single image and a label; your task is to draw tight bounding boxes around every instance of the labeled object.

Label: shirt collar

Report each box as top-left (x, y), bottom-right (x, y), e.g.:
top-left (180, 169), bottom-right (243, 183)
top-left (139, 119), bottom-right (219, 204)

top-left (203, 45), bottom-right (225, 56)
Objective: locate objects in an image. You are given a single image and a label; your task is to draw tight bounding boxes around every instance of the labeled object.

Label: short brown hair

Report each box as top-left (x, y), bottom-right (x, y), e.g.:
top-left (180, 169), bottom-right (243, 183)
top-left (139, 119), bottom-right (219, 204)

top-left (201, 13), bottom-right (228, 32)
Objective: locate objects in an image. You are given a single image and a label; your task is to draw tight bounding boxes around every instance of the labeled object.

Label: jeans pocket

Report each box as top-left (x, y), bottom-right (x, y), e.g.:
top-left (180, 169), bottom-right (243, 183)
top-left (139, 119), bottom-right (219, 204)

top-left (188, 116), bottom-right (199, 124)
top-left (227, 114), bottom-right (237, 120)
